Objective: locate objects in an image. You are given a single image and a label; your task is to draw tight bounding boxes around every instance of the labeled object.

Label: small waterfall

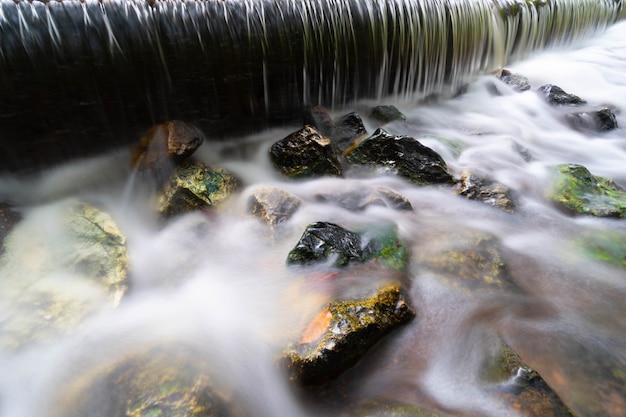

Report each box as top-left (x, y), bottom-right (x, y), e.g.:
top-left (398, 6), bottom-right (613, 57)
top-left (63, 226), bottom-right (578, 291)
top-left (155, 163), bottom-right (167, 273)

top-left (0, 0), bottom-right (623, 172)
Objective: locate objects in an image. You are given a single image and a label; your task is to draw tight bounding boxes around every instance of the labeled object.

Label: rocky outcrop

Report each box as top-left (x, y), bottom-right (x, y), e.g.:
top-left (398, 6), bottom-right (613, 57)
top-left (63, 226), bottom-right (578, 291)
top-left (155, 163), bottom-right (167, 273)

top-left (547, 163), bottom-right (626, 218)
top-left (346, 129), bottom-right (454, 186)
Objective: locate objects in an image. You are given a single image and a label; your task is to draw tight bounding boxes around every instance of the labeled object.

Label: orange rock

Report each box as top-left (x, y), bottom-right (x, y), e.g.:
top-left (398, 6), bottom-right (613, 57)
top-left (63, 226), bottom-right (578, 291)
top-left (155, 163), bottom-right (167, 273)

top-left (298, 307), bottom-right (332, 345)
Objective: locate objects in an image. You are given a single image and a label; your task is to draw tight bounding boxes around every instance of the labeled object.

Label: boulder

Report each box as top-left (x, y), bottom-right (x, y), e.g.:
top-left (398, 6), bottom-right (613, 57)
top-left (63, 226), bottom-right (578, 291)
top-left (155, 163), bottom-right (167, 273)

top-left (314, 187), bottom-right (413, 212)
top-left (537, 84), bottom-right (586, 106)
top-left (287, 222), bottom-right (407, 271)
top-left (0, 200), bottom-right (129, 350)
top-left (247, 187), bottom-right (301, 227)
top-left (269, 125), bottom-right (343, 179)
top-left (130, 120), bottom-right (205, 173)
top-left (455, 170), bottom-right (515, 213)
top-left (547, 164), bottom-right (626, 218)
top-left (370, 105), bottom-right (407, 124)
top-left (333, 111), bottom-right (368, 153)
top-left (158, 162), bottom-right (240, 218)
top-left (565, 107), bottom-right (618, 132)
top-left (346, 129), bottom-right (454, 186)
top-left (285, 284), bottom-right (415, 385)
top-left (498, 69), bottom-right (531, 92)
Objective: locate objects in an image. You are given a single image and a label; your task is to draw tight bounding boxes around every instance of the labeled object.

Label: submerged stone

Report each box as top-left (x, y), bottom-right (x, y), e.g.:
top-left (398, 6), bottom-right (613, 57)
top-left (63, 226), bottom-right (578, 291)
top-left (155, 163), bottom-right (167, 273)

top-left (575, 229), bottom-right (626, 269)
top-left (537, 84), bottom-right (586, 106)
top-left (314, 186), bottom-right (413, 212)
top-left (247, 187), bottom-right (301, 227)
top-left (285, 284), bottom-right (415, 385)
top-left (346, 129), bottom-right (454, 186)
top-left (287, 221), bottom-right (407, 271)
top-left (370, 105), bottom-right (407, 124)
top-left (455, 170), bottom-right (515, 212)
top-left (548, 163), bottom-right (626, 218)
top-left (565, 106), bottom-right (619, 132)
top-left (498, 69), bottom-right (531, 92)
top-left (269, 125), bottom-right (343, 179)
top-left (158, 162), bottom-right (240, 218)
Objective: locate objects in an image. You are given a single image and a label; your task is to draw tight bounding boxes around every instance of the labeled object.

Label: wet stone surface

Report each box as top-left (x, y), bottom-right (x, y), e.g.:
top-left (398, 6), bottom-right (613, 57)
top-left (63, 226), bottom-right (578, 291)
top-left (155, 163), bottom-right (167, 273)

top-left (455, 170), bottom-right (515, 213)
top-left (247, 187), bottom-right (301, 227)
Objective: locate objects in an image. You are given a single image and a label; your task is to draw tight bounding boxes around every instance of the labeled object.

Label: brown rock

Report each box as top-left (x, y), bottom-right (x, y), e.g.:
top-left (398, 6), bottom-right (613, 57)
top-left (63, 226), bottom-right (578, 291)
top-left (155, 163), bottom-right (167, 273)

top-left (247, 187), bottom-right (301, 227)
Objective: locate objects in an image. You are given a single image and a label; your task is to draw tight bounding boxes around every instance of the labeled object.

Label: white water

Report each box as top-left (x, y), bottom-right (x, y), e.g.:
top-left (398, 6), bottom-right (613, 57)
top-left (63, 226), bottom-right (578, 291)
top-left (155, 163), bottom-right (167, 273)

top-left (0, 19), bottom-right (626, 417)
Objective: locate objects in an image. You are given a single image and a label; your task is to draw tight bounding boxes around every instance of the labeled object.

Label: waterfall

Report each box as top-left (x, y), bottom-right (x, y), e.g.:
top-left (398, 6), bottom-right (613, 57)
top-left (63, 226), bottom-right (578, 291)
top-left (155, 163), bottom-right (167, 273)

top-left (0, 0), bottom-right (623, 172)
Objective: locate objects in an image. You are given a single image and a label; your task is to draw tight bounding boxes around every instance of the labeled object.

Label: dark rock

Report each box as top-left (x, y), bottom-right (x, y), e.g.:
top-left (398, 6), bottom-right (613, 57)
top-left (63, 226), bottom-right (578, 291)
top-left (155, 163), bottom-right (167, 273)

top-left (285, 284), bottom-right (415, 385)
top-left (455, 170), bottom-right (515, 212)
top-left (370, 105), bottom-right (407, 124)
top-left (247, 187), bottom-right (301, 227)
top-left (565, 106), bottom-right (618, 132)
top-left (333, 111), bottom-right (368, 153)
top-left (499, 69), bottom-right (531, 92)
top-left (537, 84), bottom-right (586, 106)
top-left (0, 203), bottom-right (21, 256)
top-left (547, 163), bottom-right (626, 218)
top-left (269, 125), bottom-right (343, 179)
top-left (346, 129), bottom-right (454, 186)
top-left (287, 222), bottom-right (407, 271)
top-left (303, 104), bottom-right (336, 137)
top-left (315, 187), bottom-right (413, 212)
top-left (158, 162), bottom-right (240, 218)
top-left (130, 120), bottom-right (204, 173)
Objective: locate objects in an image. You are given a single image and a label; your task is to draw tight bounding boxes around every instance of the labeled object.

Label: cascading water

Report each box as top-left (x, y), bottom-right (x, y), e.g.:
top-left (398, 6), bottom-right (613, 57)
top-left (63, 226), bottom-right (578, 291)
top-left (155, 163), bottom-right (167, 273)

top-left (1, 1), bottom-right (626, 417)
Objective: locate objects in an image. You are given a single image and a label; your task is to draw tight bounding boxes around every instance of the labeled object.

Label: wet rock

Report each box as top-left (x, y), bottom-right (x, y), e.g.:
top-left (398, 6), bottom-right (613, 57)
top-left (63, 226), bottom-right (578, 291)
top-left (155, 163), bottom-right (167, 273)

top-left (488, 344), bottom-right (575, 417)
top-left (269, 125), bottom-right (343, 179)
top-left (455, 170), bottom-right (515, 213)
top-left (130, 120), bottom-right (205, 174)
top-left (285, 284), bottom-right (415, 385)
top-left (287, 222), bottom-right (407, 271)
top-left (537, 84), bottom-right (586, 106)
top-left (412, 227), bottom-right (513, 292)
top-left (565, 106), bottom-right (618, 132)
top-left (499, 69), bottom-right (531, 92)
top-left (67, 347), bottom-right (248, 417)
top-left (333, 111), bottom-right (368, 153)
top-left (346, 129), bottom-right (454, 186)
top-left (158, 162), bottom-right (240, 218)
top-left (370, 105), bottom-right (407, 124)
top-left (0, 202), bottom-right (21, 256)
top-left (346, 400), bottom-right (446, 417)
top-left (247, 187), bottom-right (301, 227)
top-left (575, 229), bottom-right (626, 269)
top-left (315, 187), bottom-right (413, 212)
top-left (0, 200), bottom-right (129, 350)
top-left (547, 163), bottom-right (626, 218)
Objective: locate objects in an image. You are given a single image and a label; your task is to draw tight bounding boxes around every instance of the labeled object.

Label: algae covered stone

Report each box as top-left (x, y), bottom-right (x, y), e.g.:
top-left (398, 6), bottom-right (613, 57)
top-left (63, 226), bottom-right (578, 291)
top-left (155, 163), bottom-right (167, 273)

top-left (158, 162), bottom-right (240, 217)
top-left (346, 129), bottom-right (454, 186)
top-left (285, 284), bottom-right (415, 385)
top-left (548, 164), bottom-right (626, 218)
top-left (575, 229), bottom-right (626, 269)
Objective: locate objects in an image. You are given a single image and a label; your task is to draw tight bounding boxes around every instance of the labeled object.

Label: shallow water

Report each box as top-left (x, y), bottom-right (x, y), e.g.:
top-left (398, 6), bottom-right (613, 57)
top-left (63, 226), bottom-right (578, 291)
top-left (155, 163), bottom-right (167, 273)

top-left (1, 18), bottom-right (626, 417)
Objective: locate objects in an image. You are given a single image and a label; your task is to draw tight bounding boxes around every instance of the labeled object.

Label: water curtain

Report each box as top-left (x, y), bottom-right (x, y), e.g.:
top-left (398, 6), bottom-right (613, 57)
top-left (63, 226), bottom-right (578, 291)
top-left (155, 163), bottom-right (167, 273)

top-left (0, 0), bottom-right (623, 172)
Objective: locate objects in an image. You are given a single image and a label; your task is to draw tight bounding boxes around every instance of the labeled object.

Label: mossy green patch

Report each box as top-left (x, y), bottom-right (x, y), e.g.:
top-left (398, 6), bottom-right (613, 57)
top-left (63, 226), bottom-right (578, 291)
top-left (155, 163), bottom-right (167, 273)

top-left (576, 229), bottom-right (626, 269)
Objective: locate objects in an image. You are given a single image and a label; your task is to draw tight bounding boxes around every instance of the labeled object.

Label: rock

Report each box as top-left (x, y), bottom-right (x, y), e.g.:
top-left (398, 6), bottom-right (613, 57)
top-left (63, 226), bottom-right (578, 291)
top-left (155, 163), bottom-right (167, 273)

top-left (346, 129), bottom-right (454, 186)
top-left (537, 84), bottom-right (586, 106)
top-left (412, 227), bottom-right (513, 292)
top-left (130, 120), bottom-right (205, 173)
top-left (346, 400), bottom-right (446, 417)
top-left (314, 186), bottom-right (413, 212)
top-left (0, 202), bottom-right (21, 256)
top-left (285, 284), bottom-right (415, 385)
top-left (333, 111), bottom-right (368, 153)
top-left (547, 164), bottom-right (626, 218)
top-left (287, 222), bottom-right (407, 271)
top-left (565, 106), bottom-right (618, 132)
top-left (303, 104), bottom-right (335, 137)
top-left (269, 125), bottom-right (343, 179)
top-left (158, 162), bottom-right (240, 218)
top-left (247, 187), bottom-right (301, 227)
top-left (0, 200), bottom-right (129, 350)
top-left (575, 229), bottom-right (626, 269)
top-left (65, 347), bottom-right (248, 417)
top-left (499, 69), bottom-right (531, 92)
top-left (455, 171), bottom-right (515, 213)
top-left (370, 105), bottom-right (407, 124)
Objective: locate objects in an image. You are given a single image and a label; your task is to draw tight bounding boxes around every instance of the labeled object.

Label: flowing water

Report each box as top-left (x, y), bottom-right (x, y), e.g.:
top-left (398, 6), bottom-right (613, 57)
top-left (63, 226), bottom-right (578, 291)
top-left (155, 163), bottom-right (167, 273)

top-left (1, 2), bottom-right (626, 417)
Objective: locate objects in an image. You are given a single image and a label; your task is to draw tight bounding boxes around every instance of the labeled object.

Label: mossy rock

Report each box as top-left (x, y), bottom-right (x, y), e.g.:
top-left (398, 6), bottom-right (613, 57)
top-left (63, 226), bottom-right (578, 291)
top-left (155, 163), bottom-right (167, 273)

top-left (287, 222), bottom-right (407, 271)
top-left (158, 162), bottom-right (240, 218)
top-left (285, 284), bottom-right (415, 385)
top-left (548, 164), bottom-right (626, 218)
top-left (575, 229), bottom-right (626, 269)
top-left (346, 129), bottom-right (454, 186)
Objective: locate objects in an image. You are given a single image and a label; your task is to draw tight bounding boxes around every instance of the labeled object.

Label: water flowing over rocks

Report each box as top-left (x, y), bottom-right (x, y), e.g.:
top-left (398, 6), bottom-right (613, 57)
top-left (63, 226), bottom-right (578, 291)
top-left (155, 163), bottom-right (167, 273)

top-left (498, 69), bottom-right (531, 92)
top-left (0, 202), bottom-right (21, 256)
top-left (314, 187), bottom-right (413, 212)
top-left (548, 163), bottom-right (626, 218)
top-left (370, 105), bottom-right (407, 124)
top-left (158, 162), bottom-right (241, 218)
top-left (537, 84), bottom-right (586, 106)
top-left (346, 129), bottom-right (454, 186)
top-left (455, 171), bottom-right (515, 213)
top-left (247, 187), bottom-right (302, 227)
top-left (269, 126), bottom-right (343, 179)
